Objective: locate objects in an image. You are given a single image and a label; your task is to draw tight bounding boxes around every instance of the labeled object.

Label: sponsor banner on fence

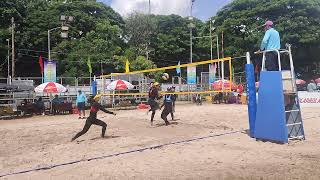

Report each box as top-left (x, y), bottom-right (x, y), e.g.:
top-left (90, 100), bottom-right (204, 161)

top-left (209, 63), bottom-right (216, 84)
top-left (44, 60), bottom-right (57, 83)
top-left (298, 91), bottom-right (320, 107)
top-left (187, 66), bottom-right (196, 84)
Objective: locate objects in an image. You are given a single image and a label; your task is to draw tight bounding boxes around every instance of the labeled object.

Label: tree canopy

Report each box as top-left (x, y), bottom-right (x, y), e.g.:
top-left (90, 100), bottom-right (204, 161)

top-left (0, 0), bottom-right (319, 78)
top-left (212, 0), bottom-right (320, 71)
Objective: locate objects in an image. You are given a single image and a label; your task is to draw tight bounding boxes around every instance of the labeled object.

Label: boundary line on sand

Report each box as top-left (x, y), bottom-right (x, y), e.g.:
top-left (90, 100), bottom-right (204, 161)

top-left (0, 130), bottom-right (243, 178)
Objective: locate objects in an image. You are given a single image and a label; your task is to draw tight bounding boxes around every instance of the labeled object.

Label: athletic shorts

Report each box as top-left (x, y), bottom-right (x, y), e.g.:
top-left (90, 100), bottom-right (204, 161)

top-left (148, 99), bottom-right (159, 110)
top-left (77, 102), bottom-right (85, 111)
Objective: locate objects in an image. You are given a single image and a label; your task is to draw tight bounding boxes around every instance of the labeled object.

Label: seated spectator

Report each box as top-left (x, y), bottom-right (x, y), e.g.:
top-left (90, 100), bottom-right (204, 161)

top-left (52, 95), bottom-right (62, 105)
top-left (21, 99), bottom-right (29, 106)
top-left (35, 97), bottom-right (45, 115)
top-left (52, 95), bottom-right (62, 115)
top-left (307, 80), bottom-right (317, 92)
top-left (63, 98), bottom-right (68, 103)
top-left (212, 92), bottom-right (223, 104)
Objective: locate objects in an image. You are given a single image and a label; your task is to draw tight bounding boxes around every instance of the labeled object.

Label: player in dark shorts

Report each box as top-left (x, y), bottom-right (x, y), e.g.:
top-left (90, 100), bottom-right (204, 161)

top-left (170, 86), bottom-right (177, 120)
top-left (160, 87), bottom-right (175, 126)
top-left (71, 94), bottom-right (116, 141)
top-left (148, 82), bottom-right (162, 125)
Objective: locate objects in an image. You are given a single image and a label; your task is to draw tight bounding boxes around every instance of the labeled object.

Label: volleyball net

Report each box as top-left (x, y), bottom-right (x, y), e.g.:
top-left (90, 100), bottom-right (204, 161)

top-left (99, 57), bottom-right (240, 98)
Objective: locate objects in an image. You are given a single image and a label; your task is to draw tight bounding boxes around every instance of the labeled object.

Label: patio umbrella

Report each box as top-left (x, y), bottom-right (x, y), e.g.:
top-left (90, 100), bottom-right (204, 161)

top-left (106, 80), bottom-right (134, 90)
top-left (212, 80), bottom-right (237, 90)
top-left (295, 79), bottom-right (306, 85)
top-left (34, 82), bottom-right (67, 93)
top-left (236, 84), bottom-right (244, 93)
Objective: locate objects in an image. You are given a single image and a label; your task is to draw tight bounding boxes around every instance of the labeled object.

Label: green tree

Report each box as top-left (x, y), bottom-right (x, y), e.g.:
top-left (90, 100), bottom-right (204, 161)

top-left (212, 0), bottom-right (320, 71)
top-left (0, 0), bottom-right (125, 77)
top-left (55, 19), bottom-right (124, 77)
top-left (124, 13), bottom-right (156, 59)
top-left (150, 15), bottom-right (205, 66)
top-left (0, 0), bottom-right (28, 77)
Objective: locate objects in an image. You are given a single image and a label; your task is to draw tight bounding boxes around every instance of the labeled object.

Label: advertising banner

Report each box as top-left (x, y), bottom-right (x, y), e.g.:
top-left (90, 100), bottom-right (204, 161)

top-left (187, 66), bottom-right (196, 84)
top-left (44, 60), bottom-right (56, 83)
top-left (298, 91), bottom-right (320, 107)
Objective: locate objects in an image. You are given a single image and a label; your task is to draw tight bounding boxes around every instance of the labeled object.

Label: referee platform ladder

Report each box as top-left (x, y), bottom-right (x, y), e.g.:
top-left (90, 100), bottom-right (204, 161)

top-left (254, 44), bottom-right (305, 143)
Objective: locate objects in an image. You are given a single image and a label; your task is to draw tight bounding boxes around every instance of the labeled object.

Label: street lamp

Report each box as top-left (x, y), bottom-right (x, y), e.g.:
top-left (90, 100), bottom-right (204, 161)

top-left (6, 39), bottom-right (10, 78)
top-left (148, 0), bottom-right (151, 14)
top-left (48, 27), bottom-right (61, 61)
top-left (210, 19), bottom-right (219, 60)
top-left (47, 15), bottom-right (74, 61)
top-left (189, 0), bottom-right (195, 63)
top-left (209, 19), bottom-right (221, 79)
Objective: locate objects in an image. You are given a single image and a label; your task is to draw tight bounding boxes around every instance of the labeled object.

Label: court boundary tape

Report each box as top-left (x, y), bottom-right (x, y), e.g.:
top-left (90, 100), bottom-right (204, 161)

top-left (0, 130), bottom-right (243, 178)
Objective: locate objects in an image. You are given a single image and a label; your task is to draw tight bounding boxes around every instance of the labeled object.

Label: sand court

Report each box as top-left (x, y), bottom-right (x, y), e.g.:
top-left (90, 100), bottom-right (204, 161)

top-left (0, 103), bottom-right (320, 179)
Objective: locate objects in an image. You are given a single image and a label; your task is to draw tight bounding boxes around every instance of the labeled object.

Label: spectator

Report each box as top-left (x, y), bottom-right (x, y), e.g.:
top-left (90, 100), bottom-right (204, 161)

top-left (307, 80), bottom-right (317, 92)
top-left (52, 95), bottom-right (62, 105)
top-left (76, 90), bottom-right (87, 119)
top-left (52, 95), bottom-right (62, 115)
top-left (21, 99), bottom-right (29, 106)
top-left (35, 97), bottom-right (45, 115)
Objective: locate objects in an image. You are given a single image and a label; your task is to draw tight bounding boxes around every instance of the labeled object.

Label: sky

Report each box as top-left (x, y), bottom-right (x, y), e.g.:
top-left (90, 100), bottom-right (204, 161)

top-left (98, 0), bottom-right (233, 21)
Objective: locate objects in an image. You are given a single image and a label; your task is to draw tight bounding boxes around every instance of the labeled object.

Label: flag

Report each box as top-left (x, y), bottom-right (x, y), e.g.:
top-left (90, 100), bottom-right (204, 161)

top-left (176, 61), bottom-right (181, 75)
top-left (231, 66), bottom-right (235, 82)
top-left (87, 56), bottom-right (92, 74)
top-left (125, 59), bottom-right (130, 73)
top-left (38, 55), bottom-right (44, 73)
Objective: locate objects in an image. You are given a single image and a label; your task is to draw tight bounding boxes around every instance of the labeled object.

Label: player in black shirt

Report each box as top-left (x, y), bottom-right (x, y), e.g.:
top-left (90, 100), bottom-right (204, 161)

top-left (148, 82), bottom-right (162, 125)
top-left (71, 94), bottom-right (116, 141)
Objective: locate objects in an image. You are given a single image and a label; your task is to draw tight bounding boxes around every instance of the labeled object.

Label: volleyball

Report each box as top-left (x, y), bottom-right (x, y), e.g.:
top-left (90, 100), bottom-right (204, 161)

top-left (162, 73), bottom-right (169, 80)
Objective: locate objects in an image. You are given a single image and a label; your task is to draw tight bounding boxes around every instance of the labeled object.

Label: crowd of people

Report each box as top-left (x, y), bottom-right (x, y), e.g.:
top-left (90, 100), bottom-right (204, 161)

top-left (20, 95), bottom-right (72, 116)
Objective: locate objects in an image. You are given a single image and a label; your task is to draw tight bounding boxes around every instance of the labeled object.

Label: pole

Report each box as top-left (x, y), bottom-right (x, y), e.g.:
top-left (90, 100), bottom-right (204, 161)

top-left (148, 0), bottom-right (151, 14)
top-left (221, 31), bottom-right (224, 58)
top-left (89, 73), bottom-right (92, 89)
top-left (210, 21), bottom-right (213, 60)
top-left (245, 52), bottom-right (256, 137)
top-left (216, 34), bottom-right (220, 59)
top-left (7, 39), bottom-right (10, 78)
top-left (221, 31), bottom-right (224, 82)
top-left (216, 34), bottom-right (220, 79)
top-left (48, 30), bottom-right (51, 61)
top-left (190, 0), bottom-right (194, 63)
top-left (100, 60), bottom-right (103, 75)
top-left (11, 17), bottom-right (15, 78)
top-left (190, 28), bottom-right (193, 63)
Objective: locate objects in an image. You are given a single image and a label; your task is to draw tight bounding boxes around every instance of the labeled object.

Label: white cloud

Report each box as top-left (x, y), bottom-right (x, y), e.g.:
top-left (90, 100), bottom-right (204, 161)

top-left (111, 0), bottom-right (191, 17)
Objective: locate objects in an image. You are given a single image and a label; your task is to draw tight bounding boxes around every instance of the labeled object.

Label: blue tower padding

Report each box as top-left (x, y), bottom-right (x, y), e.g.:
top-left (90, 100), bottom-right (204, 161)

top-left (254, 71), bottom-right (288, 143)
top-left (245, 64), bottom-right (257, 137)
top-left (92, 80), bottom-right (97, 96)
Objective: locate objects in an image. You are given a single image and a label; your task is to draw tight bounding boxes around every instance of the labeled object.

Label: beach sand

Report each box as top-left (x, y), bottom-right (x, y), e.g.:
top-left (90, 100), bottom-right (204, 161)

top-left (0, 103), bottom-right (319, 180)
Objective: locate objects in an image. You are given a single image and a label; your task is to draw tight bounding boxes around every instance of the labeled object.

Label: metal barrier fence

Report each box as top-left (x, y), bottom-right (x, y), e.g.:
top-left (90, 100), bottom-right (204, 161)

top-left (0, 73), bottom-right (248, 112)
top-left (0, 77), bottom-right (92, 87)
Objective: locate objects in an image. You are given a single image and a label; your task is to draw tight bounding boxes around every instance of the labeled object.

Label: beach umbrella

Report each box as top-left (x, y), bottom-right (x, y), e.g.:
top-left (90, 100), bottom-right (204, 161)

top-left (212, 80), bottom-right (237, 90)
top-left (295, 79), bottom-right (306, 85)
top-left (236, 84), bottom-right (244, 93)
top-left (34, 82), bottom-right (67, 93)
top-left (106, 80), bottom-right (134, 90)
